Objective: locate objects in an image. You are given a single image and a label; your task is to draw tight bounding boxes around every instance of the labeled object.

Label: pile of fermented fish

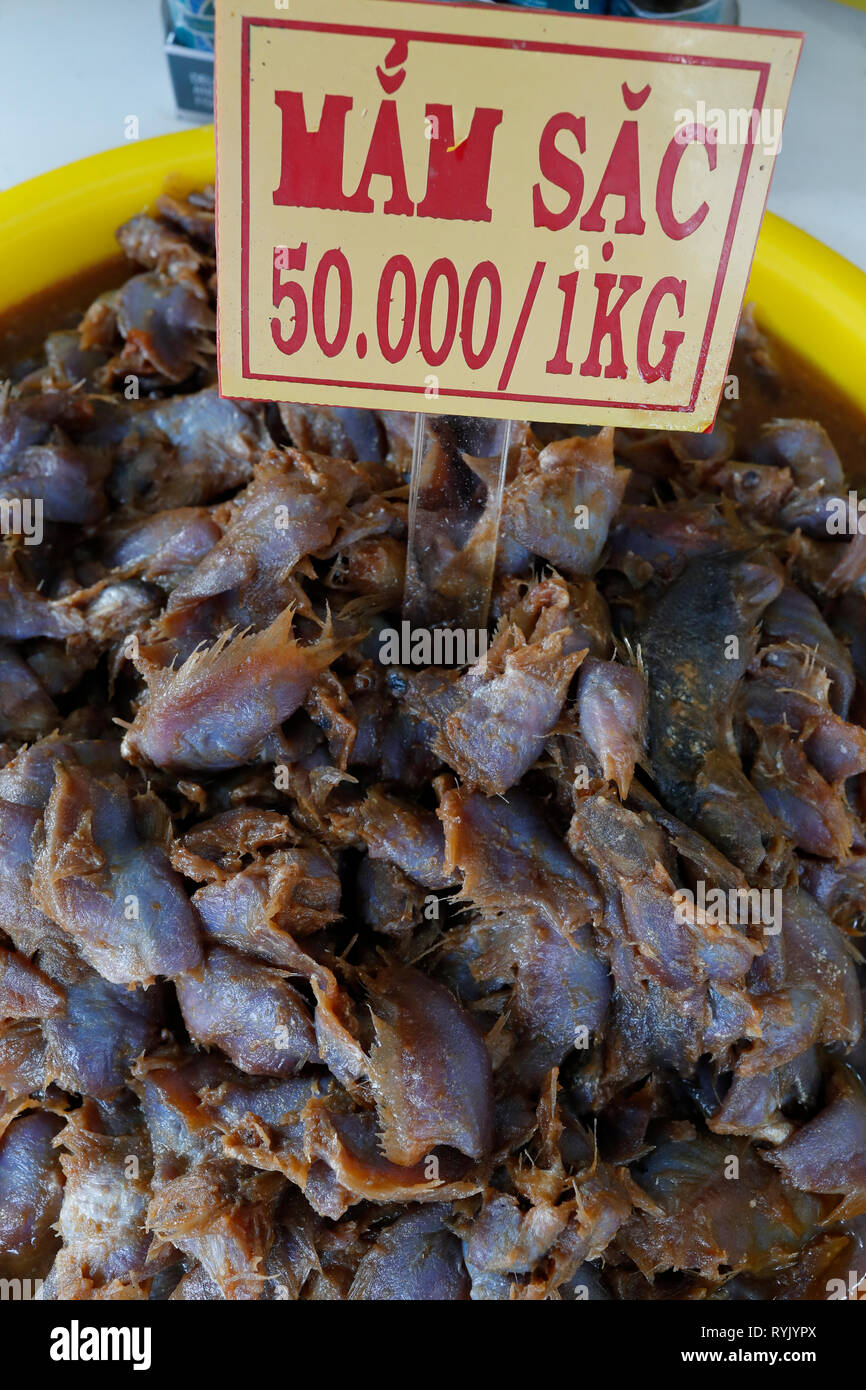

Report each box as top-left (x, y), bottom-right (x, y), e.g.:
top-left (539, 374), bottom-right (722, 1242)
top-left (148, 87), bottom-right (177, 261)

top-left (0, 187), bottom-right (864, 1300)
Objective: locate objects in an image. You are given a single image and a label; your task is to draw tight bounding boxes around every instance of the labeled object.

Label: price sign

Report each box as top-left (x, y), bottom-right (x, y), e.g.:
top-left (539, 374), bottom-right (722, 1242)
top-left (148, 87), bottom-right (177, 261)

top-left (215, 0), bottom-right (801, 428)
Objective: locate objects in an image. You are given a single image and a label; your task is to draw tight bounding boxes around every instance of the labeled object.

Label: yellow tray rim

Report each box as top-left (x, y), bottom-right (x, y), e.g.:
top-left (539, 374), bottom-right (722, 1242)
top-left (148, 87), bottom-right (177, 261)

top-left (0, 125), bottom-right (864, 412)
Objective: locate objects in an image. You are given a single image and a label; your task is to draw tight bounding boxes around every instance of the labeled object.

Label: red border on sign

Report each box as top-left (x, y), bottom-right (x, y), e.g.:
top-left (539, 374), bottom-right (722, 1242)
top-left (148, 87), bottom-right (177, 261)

top-left (238, 17), bottom-right (770, 414)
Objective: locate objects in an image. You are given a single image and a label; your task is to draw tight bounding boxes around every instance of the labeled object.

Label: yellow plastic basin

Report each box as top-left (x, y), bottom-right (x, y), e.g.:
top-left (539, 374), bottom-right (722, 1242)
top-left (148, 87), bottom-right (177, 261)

top-left (0, 125), bottom-right (864, 412)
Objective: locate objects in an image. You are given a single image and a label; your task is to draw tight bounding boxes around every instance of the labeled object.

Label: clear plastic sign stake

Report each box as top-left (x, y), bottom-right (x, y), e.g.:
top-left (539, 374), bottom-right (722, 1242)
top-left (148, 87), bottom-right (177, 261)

top-left (403, 412), bottom-right (514, 631)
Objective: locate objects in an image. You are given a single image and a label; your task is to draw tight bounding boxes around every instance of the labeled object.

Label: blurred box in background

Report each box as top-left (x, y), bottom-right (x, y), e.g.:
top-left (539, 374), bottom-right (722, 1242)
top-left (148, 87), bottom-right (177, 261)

top-left (500, 2), bottom-right (609, 11)
top-left (163, 0), bottom-right (214, 122)
top-left (499, 0), bottom-right (738, 15)
top-left (160, 0), bottom-right (741, 122)
top-left (608, 0), bottom-right (738, 19)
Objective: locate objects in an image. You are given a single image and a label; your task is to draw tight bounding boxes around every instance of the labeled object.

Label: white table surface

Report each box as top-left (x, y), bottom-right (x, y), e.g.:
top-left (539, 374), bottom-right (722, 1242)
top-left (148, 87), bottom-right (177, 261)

top-left (1, 0), bottom-right (864, 270)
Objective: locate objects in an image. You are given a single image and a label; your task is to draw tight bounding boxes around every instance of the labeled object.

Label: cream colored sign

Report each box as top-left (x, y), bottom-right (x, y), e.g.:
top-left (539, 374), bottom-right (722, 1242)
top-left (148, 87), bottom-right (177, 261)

top-left (215, 0), bottom-right (801, 427)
